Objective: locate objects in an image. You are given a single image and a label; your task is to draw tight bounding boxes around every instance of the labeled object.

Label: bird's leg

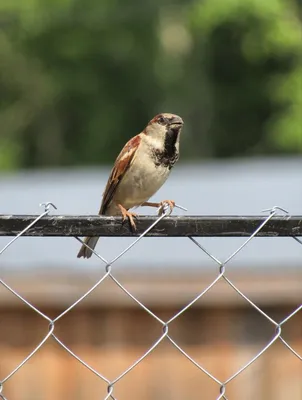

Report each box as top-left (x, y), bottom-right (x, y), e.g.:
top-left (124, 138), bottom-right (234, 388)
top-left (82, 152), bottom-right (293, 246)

top-left (141, 200), bottom-right (175, 216)
top-left (118, 204), bottom-right (138, 230)
top-left (140, 201), bottom-right (160, 208)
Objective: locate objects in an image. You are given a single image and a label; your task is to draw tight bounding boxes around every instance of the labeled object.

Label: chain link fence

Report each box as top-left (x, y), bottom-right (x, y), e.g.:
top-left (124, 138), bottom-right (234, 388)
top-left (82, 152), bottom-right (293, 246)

top-left (0, 202), bottom-right (301, 400)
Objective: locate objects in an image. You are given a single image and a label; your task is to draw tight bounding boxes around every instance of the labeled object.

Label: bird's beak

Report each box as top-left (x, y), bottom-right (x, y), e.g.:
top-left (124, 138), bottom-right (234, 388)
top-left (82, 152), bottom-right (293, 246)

top-left (169, 116), bottom-right (183, 126)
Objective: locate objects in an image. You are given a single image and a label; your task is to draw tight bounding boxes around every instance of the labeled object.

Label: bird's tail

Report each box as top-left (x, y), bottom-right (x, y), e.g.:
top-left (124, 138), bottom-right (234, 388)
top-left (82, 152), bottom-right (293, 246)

top-left (77, 236), bottom-right (99, 259)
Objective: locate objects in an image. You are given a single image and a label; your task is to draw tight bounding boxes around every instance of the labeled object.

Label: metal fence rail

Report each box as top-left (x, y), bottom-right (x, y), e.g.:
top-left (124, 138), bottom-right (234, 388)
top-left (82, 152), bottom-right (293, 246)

top-left (0, 203), bottom-right (301, 400)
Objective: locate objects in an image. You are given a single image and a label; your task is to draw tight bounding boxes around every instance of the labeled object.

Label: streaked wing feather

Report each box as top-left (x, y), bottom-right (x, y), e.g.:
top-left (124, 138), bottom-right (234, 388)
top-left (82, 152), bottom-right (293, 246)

top-left (99, 134), bottom-right (141, 214)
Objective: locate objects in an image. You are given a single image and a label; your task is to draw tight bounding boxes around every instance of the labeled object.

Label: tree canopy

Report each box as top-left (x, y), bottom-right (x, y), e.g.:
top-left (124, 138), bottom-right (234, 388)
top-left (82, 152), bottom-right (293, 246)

top-left (0, 0), bottom-right (301, 169)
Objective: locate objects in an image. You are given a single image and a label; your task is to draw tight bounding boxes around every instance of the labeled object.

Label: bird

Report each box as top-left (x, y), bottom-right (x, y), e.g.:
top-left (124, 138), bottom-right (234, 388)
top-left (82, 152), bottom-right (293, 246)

top-left (77, 112), bottom-right (184, 258)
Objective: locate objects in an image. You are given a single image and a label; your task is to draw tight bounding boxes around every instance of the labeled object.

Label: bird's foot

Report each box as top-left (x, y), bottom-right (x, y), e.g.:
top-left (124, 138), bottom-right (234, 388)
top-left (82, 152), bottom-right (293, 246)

top-left (141, 200), bottom-right (175, 216)
top-left (118, 204), bottom-right (138, 230)
top-left (158, 200), bottom-right (175, 216)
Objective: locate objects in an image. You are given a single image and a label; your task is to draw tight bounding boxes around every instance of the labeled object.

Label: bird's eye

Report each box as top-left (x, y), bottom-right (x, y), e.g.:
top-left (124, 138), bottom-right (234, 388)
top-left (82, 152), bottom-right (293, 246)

top-left (158, 116), bottom-right (166, 125)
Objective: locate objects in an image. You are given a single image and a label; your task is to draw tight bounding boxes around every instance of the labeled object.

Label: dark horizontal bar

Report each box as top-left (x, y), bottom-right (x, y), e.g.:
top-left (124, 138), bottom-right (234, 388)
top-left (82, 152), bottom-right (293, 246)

top-left (0, 215), bottom-right (301, 237)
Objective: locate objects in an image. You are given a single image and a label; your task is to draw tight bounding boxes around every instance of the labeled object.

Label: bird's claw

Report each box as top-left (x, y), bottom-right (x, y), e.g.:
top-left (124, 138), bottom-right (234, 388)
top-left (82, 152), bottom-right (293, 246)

top-left (158, 200), bottom-right (175, 216)
top-left (118, 204), bottom-right (138, 231)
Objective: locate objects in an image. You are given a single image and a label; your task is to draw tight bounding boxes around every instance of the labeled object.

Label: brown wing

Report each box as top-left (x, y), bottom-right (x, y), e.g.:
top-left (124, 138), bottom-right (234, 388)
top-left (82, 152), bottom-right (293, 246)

top-left (99, 134), bottom-right (141, 214)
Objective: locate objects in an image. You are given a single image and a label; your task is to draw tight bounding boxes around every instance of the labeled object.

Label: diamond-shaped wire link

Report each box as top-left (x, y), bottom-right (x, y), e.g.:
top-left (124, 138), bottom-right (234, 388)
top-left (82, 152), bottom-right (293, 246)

top-left (0, 202), bottom-right (301, 400)
top-left (0, 203), bottom-right (56, 390)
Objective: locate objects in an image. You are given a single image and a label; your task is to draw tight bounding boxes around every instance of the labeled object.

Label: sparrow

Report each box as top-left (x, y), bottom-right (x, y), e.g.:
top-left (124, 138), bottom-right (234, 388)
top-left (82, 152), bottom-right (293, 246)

top-left (77, 112), bottom-right (184, 258)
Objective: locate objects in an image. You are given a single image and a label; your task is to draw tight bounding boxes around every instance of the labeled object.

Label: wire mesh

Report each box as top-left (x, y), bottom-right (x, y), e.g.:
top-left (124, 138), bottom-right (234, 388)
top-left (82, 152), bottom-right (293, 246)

top-left (0, 202), bottom-right (301, 400)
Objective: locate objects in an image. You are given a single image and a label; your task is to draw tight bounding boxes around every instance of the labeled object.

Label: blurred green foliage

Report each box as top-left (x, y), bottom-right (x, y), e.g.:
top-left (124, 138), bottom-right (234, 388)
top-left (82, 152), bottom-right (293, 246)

top-left (0, 0), bottom-right (301, 169)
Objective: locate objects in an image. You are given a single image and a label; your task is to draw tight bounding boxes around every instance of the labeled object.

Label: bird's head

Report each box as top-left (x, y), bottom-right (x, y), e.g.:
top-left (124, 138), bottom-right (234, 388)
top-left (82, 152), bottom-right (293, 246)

top-left (144, 113), bottom-right (184, 149)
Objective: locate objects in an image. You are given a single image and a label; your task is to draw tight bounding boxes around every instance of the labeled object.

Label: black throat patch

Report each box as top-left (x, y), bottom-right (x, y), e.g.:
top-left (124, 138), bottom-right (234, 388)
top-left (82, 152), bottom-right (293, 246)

top-left (152, 127), bottom-right (180, 170)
